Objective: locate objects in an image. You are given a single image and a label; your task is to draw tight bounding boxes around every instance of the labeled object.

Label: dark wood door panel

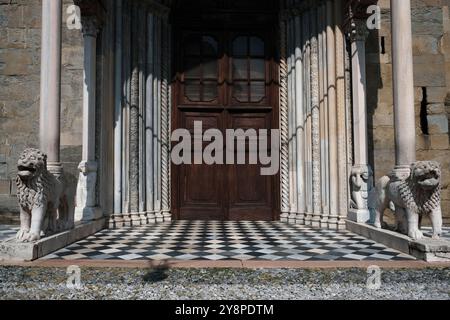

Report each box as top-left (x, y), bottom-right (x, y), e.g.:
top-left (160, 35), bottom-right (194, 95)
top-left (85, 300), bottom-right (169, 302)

top-left (227, 112), bottom-right (273, 220)
top-left (172, 23), bottom-right (279, 221)
top-left (178, 111), bottom-right (225, 220)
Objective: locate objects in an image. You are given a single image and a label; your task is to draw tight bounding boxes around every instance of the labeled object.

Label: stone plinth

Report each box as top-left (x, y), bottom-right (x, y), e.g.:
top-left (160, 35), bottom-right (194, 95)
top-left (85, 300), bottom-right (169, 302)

top-left (0, 219), bottom-right (105, 262)
top-left (346, 220), bottom-right (450, 262)
top-left (348, 209), bottom-right (371, 224)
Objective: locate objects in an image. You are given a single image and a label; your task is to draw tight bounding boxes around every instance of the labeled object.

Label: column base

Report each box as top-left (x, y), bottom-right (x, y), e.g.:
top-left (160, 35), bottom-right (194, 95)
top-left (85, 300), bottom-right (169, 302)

top-left (288, 213), bottom-right (297, 224)
top-left (47, 162), bottom-right (64, 179)
top-left (348, 208), bottom-right (371, 223)
top-left (280, 211), bottom-right (290, 223)
top-left (162, 211), bottom-right (172, 222)
top-left (390, 165), bottom-right (412, 181)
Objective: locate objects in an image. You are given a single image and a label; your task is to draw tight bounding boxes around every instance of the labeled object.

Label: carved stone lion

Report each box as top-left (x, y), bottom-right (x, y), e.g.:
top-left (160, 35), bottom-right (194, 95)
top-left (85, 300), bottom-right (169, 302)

top-left (15, 148), bottom-right (73, 242)
top-left (373, 161), bottom-right (442, 240)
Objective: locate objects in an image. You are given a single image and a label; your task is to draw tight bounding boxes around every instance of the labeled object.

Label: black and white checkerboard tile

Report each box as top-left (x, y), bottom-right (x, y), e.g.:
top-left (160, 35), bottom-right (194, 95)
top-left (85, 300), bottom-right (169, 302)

top-left (422, 226), bottom-right (450, 241)
top-left (0, 225), bottom-right (19, 242)
top-left (42, 221), bottom-right (418, 261)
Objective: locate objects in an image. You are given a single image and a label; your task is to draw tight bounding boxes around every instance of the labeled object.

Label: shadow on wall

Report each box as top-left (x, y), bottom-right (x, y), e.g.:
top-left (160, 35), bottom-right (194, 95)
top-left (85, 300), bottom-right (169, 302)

top-left (364, 15), bottom-right (397, 225)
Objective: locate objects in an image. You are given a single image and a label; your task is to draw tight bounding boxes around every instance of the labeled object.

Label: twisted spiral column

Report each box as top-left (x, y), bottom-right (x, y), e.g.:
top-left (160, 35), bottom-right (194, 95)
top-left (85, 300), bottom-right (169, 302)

top-left (279, 15), bottom-right (290, 220)
top-left (129, 6), bottom-right (140, 220)
top-left (161, 17), bottom-right (171, 220)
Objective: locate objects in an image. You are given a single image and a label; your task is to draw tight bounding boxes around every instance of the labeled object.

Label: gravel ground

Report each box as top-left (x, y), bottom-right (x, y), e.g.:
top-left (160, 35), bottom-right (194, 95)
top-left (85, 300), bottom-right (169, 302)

top-left (0, 266), bottom-right (449, 300)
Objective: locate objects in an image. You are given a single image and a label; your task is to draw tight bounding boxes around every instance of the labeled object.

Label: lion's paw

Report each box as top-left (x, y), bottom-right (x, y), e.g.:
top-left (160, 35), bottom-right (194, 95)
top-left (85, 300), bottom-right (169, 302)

top-left (16, 229), bottom-right (30, 242)
top-left (408, 229), bottom-right (424, 240)
top-left (26, 232), bottom-right (41, 242)
top-left (432, 231), bottom-right (441, 240)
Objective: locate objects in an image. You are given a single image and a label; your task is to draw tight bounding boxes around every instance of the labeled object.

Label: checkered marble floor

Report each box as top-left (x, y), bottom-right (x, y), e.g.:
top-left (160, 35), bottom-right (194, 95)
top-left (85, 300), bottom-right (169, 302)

top-left (0, 225), bottom-right (19, 242)
top-left (423, 226), bottom-right (450, 241)
top-left (42, 221), bottom-right (418, 261)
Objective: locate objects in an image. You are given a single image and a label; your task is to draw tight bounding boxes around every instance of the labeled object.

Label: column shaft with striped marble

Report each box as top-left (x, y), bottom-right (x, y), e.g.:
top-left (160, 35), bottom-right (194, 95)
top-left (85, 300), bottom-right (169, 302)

top-left (282, 0), bottom-right (352, 230)
top-left (110, 0), bottom-right (171, 228)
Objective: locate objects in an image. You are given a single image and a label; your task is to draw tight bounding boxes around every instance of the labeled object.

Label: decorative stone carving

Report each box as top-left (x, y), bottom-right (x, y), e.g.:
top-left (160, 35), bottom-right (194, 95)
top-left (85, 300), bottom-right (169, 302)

top-left (16, 148), bottom-right (73, 242)
top-left (350, 165), bottom-right (372, 210)
top-left (373, 161), bottom-right (442, 240)
top-left (348, 19), bottom-right (369, 42)
top-left (81, 16), bottom-right (100, 37)
top-left (75, 160), bottom-right (99, 221)
top-left (279, 17), bottom-right (290, 219)
top-left (310, 10), bottom-right (322, 225)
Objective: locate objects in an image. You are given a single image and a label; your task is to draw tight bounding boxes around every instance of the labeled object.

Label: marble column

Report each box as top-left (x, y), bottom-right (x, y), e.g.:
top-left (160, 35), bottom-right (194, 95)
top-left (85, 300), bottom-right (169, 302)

top-left (113, 0), bottom-right (123, 216)
top-left (310, 7), bottom-right (322, 228)
top-left (391, 0), bottom-right (416, 173)
top-left (161, 17), bottom-right (172, 222)
top-left (288, 14), bottom-right (298, 222)
top-left (303, 11), bottom-right (313, 225)
top-left (39, 0), bottom-right (63, 176)
top-left (280, 14), bottom-right (290, 222)
top-left (75, 16), bottom-right (101, 222)
top-left (348, 19), bottom-right (372, 223)
top-left (294, 12), bottom-right (306, 224)
top-left (319, 2), bottom-right (330, 226)
top-left (326, 0), bottom-right (339, 228)
top-left (334, 0), bottom-right (349, 230)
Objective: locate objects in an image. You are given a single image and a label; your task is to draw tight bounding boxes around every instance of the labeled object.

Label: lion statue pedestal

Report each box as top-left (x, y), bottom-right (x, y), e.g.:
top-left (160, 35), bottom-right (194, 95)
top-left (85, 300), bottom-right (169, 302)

top-left (15, 148), bottom-right (74, 242)
top-left (372, 161), bottom-right (442, 240)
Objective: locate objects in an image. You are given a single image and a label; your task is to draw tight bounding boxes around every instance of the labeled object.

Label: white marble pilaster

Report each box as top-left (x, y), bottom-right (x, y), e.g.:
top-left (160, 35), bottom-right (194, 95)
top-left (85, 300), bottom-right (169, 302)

top-left (348, 19), bottom-right (372, 223)
top-left (113, 0), bottom-right (123, 218)
top-left (40, 0), bottom-right (63, 176)
top-left (334, 0), bottom-right (349, 230)
top-left (75, 16), bottom-right (101, 222)
top-left (294, 13), bottom-right (306, 224)
top-left (326, 0), bottom-right (339, 229)
top-left (288, 14), bottom-right (298, 222)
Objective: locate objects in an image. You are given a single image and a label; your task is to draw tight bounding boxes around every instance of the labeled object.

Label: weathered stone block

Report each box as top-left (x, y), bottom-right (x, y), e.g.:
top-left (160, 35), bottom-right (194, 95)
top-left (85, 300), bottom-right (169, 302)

top-left (413, 55), bottom-right (446, 87)
top-left (411, 6), bottom-right (443, 36)
top-left (0, 179), bottom-right (10, 195)
top-left (428, 114), bottom-right (449, 134)
top-left (0, 49), bottom-right (32, 75)
top-left (430, 135), bottom-right (450, 150)
top-left (427, 103), bottom-right (446, 114)
top-left (417, 134), bottom-right (431, 150)
top-left (412, 35), bottom-right (440, 55)
top-left (0, 163), bottom-right (7, 178)
top-left (426, 87), bottom-right (447, 103)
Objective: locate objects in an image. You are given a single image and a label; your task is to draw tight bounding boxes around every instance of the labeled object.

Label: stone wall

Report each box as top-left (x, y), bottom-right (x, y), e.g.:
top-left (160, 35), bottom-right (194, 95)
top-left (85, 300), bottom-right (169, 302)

top-left (367, 0), bottom-right (450, 224)
top-left (0, 0), bottom-right (83, 221)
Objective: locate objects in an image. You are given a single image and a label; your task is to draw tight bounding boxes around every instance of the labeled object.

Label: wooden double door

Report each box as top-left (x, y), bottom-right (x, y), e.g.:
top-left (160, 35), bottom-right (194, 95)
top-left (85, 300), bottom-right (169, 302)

top-left (171, 28), bottom-right (280, 221)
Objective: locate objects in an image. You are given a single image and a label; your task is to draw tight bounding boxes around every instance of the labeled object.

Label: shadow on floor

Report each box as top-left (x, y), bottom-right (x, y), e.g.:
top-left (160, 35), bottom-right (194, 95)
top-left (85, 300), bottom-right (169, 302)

top-left (142, 261), bottom-right (170, 283)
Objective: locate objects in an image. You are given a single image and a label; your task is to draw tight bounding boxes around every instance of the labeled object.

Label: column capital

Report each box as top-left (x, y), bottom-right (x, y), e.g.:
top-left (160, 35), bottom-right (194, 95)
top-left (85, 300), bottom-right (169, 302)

top-left (81, 16), bottom-right (100, 37)
top-left (348, 19), bottom-right (370, 42)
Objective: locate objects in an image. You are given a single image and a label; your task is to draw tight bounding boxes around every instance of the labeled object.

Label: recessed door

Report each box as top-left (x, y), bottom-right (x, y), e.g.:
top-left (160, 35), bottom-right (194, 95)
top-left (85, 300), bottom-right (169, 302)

top-left (172, 29), bottom-right (279, 221)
